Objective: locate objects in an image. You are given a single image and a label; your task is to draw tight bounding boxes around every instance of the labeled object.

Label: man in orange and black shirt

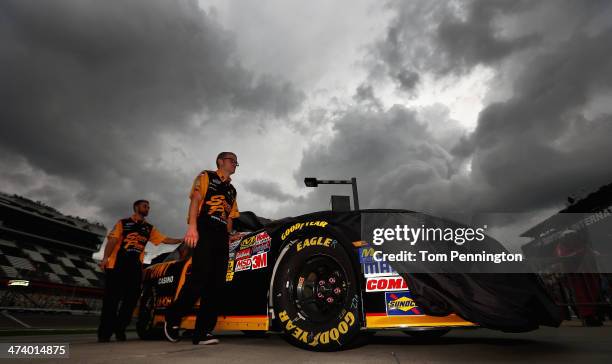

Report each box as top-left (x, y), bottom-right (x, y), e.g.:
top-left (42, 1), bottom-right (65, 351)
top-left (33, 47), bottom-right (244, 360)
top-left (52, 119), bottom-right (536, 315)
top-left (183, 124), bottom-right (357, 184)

top-left (98, 200), bottom-right (182, 342)
top-left (164, 152), bottom-right (240, 345)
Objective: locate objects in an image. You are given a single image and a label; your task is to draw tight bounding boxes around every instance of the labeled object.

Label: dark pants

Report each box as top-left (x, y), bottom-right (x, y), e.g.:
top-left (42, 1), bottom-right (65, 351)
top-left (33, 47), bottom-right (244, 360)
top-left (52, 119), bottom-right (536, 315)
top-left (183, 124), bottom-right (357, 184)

top-left (165, 217), bottom-right (228, 338)
top-left (98, 264), bottom-right (142, 339)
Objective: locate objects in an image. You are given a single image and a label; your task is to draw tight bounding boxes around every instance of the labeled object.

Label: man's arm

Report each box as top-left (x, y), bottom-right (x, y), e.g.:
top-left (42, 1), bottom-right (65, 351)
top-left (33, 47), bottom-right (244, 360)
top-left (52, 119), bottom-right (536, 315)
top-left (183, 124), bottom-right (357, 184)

top-left (149, 227), bottom-right (183, 246)
top-left (99, 221), bottom-right (122, 269)
top-left (161, 237), bottom-right (183, 245)
top-left (103, 237), bottom-right (119, 258)
top-left (227, 198), bottom-right (242, 243)
top-left (184, 190), bottom-right (202, 248)
top-left (227, 217), bottom-right (233, 234)
top-left (184, 172), bottom-right (208, 248)
top-left (99, 237), bottom-right (118, 269)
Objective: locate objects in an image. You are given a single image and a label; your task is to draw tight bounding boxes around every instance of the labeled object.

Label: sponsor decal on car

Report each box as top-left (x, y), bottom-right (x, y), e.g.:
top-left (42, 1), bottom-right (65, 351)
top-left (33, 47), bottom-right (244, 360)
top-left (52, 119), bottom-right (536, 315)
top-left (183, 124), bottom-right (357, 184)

top-left (226, 259), bottom-right (235, 282)
top-left (385, 292), bottom-right (422, 316)
top-left (278, 309), bottom-right (356, 347)
top-left (251, 252), bottom-right (268, 270)
top-left (239, 231), bottom-right (271, 250)
top-left (362, 261), bottom-right (398, 277)
top-left (233, 252), bottom-right (268, 273)
top-left (228, 239), bottom-right (241, 252)
top-left (251, 240), bottom-right (271, 254)
top-left (296, 237), bottom-right (337, 252)
top-left (365, 277), bottom-right (408, 292)
top-left (235, 257), bottom-right (252, 272)
top-left (256, 231), bottom-right (272, 243)
top-left (236, 248), bottom-right (251, 260)
top-left (155, 295), bottom-right (173, 307)
top-left (281, 220), bottom-right (329, 240)
top-left (157, 276), bottom-right (174, 285)
top-left (359, 247), bottom-right (375, 264)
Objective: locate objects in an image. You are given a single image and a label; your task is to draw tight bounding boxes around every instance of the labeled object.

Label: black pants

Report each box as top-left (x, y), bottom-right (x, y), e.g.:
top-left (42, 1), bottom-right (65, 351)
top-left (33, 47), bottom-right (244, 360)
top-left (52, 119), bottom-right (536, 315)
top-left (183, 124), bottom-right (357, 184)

top-left (98, 264), bottom-right (142, 339)
top-left (165, 217), bottom-right (228, 337)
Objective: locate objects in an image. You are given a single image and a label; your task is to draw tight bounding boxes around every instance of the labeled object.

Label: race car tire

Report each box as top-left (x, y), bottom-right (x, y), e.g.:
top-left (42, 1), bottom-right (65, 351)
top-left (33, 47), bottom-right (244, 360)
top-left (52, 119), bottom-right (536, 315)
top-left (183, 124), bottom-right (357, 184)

top-left (136, 286), bottom-right (162, 340)
top-left (273, 231), bottom-right (362, 351)
top-left (402, 328), bottom-right (450, 339)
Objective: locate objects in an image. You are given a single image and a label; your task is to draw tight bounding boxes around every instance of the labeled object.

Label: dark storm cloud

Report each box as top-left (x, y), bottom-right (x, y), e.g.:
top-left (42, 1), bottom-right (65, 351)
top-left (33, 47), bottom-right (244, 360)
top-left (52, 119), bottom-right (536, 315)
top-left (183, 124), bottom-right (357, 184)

top-left (243, 179), bottom-right (293, 202)
top-left (368, 0), bottom-right (536, 87)
top-left (0, 0), bottom-right (303, 232)
top-left (294, 104), bottom-right (467, 213)
top-left (466, 27), bottom-right (612, 211)
top-left (296, 0), bottom-right (612, 219)
top-left (435, 0), bottom-right (538, 73)
top-left (353, 83), bottom-right (382, 110)
top-left (395, 69), bottom-right (419, 93)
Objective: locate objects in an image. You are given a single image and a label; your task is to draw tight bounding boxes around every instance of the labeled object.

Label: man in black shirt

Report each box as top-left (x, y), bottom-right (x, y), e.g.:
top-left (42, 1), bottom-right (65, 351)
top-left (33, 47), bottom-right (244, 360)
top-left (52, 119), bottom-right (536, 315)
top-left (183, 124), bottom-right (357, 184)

top-left (164, 152), bottom-right (240, 345)
top-left (98, 200), bottom-right (182, 342)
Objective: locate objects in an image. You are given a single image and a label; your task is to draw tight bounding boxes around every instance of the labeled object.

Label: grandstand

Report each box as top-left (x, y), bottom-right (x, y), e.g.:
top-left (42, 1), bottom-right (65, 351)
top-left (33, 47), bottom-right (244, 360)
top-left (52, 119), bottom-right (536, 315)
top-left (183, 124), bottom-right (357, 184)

top-left (0, 192), bottom-right (107, 312)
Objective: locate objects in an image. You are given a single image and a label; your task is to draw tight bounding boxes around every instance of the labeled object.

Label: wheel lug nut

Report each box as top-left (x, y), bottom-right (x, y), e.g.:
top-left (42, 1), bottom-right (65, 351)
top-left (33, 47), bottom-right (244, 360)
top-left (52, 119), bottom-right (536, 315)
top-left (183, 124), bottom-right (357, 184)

top-left (334, 287), bottom-right (341, 295)
top-left (317, 292), bottom-right (324, 298)
top-left (328, 277), bottom-right (336, 284)
top-left (326, 297), bottom-right (334, 303)
top-left (319, 280), bottom-right (325, 286)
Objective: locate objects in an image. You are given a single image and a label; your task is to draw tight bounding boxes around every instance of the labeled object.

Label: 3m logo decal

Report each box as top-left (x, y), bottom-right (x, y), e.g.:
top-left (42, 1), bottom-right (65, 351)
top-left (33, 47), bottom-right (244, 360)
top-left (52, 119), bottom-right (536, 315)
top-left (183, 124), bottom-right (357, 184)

top-left (385, 292), bottom-right (422, 316)
top-left (251, 252), bottom-right (267, 270)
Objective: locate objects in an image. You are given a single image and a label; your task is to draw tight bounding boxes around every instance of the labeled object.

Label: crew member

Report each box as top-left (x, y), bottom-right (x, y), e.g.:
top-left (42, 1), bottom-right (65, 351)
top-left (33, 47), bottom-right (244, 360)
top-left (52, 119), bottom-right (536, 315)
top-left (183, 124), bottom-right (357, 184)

top-left (164, 152), bottom-right (240, 345)
top-left (98, 200), bottom-right (182, 342)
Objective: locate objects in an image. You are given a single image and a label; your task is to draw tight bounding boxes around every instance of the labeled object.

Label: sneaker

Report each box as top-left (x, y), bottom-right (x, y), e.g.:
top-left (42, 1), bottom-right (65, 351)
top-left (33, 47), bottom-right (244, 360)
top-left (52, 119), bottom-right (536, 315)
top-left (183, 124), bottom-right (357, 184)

top-left (164, 321), bottom-right (181, 342)
top-left (193, 332), bottom-right (219, 345)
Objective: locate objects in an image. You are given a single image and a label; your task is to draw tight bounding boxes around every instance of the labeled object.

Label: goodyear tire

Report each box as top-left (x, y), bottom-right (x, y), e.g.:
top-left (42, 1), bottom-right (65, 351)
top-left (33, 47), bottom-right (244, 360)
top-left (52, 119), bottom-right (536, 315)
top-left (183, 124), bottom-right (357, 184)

top-left (136, 286), bottom-right (161, 340)
top-left (273, 231), bottom-right (362, 351)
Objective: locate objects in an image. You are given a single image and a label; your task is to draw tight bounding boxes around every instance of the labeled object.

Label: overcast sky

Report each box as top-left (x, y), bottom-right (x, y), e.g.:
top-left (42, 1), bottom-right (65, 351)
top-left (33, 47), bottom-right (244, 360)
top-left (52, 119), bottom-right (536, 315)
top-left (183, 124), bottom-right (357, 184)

top-left (2, 0), bottom-right (611, 259)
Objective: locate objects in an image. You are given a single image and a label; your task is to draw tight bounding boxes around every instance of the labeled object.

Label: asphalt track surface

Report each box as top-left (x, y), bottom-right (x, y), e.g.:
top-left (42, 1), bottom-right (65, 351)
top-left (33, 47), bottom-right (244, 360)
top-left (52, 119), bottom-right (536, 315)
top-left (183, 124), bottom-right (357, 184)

top-left (1, 323), bottom-right (611, 364)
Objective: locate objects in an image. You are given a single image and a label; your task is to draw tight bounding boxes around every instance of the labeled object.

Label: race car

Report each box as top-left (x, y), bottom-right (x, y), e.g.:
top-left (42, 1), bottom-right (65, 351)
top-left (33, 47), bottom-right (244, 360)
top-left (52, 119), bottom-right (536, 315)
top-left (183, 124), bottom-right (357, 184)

top-left (135, 209), bottom-right (476, 351)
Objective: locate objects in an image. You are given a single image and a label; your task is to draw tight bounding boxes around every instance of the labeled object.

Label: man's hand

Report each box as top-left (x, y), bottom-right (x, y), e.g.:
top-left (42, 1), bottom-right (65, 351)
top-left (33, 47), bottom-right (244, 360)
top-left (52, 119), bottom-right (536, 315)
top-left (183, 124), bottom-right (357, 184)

top-left (184, 225), bottom-right (199, 248)
top-left (98, 257), bottom-right (108, 270)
